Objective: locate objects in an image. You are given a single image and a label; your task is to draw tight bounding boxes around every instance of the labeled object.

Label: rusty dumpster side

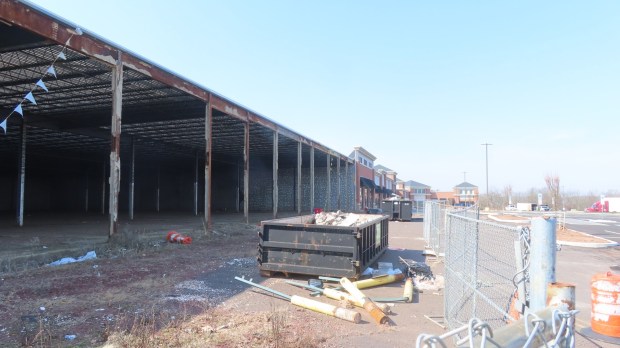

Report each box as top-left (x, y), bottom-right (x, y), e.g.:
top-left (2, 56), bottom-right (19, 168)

top-left (258, 214), bottom-right (389, 278)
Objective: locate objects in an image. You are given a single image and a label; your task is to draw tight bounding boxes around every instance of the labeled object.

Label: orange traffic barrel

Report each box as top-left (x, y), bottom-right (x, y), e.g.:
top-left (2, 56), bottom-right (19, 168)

top-left (591, 272), bottom-right (620, 337)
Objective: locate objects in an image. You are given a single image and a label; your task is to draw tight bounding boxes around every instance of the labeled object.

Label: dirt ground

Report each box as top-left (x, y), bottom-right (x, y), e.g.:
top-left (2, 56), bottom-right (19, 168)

top-left (0, 219), bottom-right (445, 347)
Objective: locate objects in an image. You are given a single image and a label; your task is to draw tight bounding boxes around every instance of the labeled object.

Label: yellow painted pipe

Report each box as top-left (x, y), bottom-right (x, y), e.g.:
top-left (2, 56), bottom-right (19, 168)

top-left (403, 277), bottom-right (414, 303)
top-left (322, 287), bottom-right (391, 314)
top-left (340, 278), bottom-right (388, 325)
top-left (290, 295), bottom-right (361, 323)
top-left (352, 273), bottom-right (405, 290)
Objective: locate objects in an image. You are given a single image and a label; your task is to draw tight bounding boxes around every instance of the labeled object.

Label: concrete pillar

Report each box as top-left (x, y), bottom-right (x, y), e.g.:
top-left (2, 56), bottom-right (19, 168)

top-left (297, 142), bottom-right (302, 215)
top-left (204, 102), bottom-right (212, 228)
top-left (16, 120), bottom-right (26, 227)
top-left (244, 121), bottom-right (249, 223)
top-left (129, 136), bottom-right (135, 220)
top-left (108, 53), bottom-right (123, 237)
top-left (272, 131), bottom-right (279, 218)
top-left (310, 147), bottom-right (315, 212)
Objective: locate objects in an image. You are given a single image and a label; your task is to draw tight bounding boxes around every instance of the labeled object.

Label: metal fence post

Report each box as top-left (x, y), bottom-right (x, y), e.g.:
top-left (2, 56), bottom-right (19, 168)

top-left (529, 217), bottom-right (557, 312)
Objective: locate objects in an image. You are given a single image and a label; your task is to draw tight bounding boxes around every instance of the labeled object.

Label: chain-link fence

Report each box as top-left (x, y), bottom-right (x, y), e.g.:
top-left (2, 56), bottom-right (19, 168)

top-left (423, 201), bottom-right (444, 256)
top-left (423, 201), bottom-right (479, 257)
top-left (444, 212), bottom-right (530, 335)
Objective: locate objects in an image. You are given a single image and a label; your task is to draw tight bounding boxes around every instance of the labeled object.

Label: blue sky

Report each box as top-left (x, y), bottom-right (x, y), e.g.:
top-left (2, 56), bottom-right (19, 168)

top-left (29, 0), bottom-right (620, 193)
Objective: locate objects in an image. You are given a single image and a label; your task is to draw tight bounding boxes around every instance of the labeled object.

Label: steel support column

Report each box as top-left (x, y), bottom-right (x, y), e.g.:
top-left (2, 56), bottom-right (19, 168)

top-left (16, 120), bottom-right (26, 227)
top-left (310, 147), bottom-right (315, 212)
top-left (243, 122), bottom-right (249, 223)
top-left (85, 172), bottom-right (89, 213)
top-left (204, 102), bottom-right (212, 228)
top-left (297, 142), bottom-right (302, 215)
top-left (101, 159), bottom-right (106, 215)
top-left (326, 154), bottom-right (331, 211)
top-left (194, 151), bottom-right (198, 216)
top-left (272, 131), bottom-right (279, 219)
top-left (345, 160), bottom-right (349, 211)
top-left (108, 53), bottom-right (123, 237)
top-left (337, 157), bottom-right (341, 210)
top-left (129, 136), bottom-right (135, 220)
top-left (235, 160), bottom-right (240, 213)
top-left (156, 166), bottom-right (160, 212)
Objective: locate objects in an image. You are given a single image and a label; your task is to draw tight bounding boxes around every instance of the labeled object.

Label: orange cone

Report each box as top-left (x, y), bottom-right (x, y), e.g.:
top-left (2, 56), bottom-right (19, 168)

top-left (166, 231), bottom-right (192, 245)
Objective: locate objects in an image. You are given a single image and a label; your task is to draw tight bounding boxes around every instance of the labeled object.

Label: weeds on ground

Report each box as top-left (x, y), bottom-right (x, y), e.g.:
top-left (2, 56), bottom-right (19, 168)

top-left (103, 302), bottom-right (319, 348)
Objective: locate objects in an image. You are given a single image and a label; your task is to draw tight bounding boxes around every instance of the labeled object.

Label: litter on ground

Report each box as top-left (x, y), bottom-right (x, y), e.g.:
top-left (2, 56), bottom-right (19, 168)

top-left (48, 251), bottom-right (96, 266)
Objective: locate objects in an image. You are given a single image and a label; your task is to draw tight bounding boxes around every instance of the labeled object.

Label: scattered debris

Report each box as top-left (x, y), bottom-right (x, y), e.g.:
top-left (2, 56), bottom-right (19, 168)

top-left (166, 231), bottom-right (192, 244)
top-left (48, 251), bottom-right (96, 266)
top-left (399, 257), bottom-right (434, 280)
top-left (414, 275), bottom-right (445, 292)
top-left (64, 334), bottom-right (76, 341)
top-left (313, 211), bottom-right (375, 227)
top-left (235, 276), bottom-right (361, 323)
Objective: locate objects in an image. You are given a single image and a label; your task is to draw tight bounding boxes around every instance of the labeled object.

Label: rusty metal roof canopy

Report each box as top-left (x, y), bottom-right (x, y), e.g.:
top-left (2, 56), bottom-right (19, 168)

top-left (0, 0), bottom-right (353, 167)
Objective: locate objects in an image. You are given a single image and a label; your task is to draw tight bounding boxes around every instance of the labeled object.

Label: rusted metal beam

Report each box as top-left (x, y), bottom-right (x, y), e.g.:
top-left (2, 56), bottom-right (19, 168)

top-left (243, 121), bottom-right (249, 223)
top-left (129, 136), bottom-right (135, 221)
top-left (108, 53), bottom-right (122, 237)
top-left (297, 142), bottom-right (302, 215)
top-left (310, 147), bottom-right (315, 213)
top-left (272, 131), bottom-right (278, 219)
top-left (16, 120), bottom-right (26, 227)
top-left (0, 1), bottom-right (210, 101)
top-left (204, 103), bottom-right (212, 228)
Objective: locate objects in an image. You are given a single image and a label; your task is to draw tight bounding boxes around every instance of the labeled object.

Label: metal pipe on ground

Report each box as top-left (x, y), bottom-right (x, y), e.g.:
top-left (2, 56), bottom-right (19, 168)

top-left (340, 278), bottom-right (388, 325)
top-left (472, 303), bottom-right (575, 347)
top-left (234, 277), bottom-right (360, 323)
top-left (286, 281), bottom-right (391, 313)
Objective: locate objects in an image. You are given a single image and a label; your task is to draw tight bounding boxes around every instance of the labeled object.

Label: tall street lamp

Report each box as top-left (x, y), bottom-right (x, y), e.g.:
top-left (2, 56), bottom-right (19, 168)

top-left (481, 143), bottom-right (492, 208)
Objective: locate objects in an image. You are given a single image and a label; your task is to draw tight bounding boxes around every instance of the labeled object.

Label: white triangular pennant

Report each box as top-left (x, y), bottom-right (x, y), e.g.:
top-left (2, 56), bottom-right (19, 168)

top-left (46, 65), bottom-right (57, 78)
top-left (57, 51), bottom-right (67, 60)
top-left (36, 79), bottom-right (48, 92)
top-left (24, 92), bottom-right (37, 105)
top-left (0, 118), bottom-right (6, 135)
top-left (14, 104), bottom-right (23, 117)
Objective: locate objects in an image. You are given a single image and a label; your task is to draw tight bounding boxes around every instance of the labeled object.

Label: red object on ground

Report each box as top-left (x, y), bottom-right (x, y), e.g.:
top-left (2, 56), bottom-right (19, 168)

top-left (166, 231), bottom-right (192, 245)
top-left (313, 208), bottom-right (323, 214)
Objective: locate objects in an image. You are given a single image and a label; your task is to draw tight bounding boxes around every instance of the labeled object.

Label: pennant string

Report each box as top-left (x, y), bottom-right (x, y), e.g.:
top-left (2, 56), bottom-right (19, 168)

top-left (36, 79), bottom-right (49, 92)
top-left (1, 30), bottom-right (79, 134)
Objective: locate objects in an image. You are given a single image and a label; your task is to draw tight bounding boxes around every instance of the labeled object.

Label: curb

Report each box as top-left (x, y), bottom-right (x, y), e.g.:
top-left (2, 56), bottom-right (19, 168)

top-left (557, 240), bottom-right (618, 248)
top-left (488, 215), bottom-right (618, 248)
top-left (487, 214), bottom-right (530, 224)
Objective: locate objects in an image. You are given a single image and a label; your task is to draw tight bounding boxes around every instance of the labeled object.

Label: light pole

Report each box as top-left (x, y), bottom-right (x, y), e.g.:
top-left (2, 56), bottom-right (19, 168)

top-left (481, 143), bottom-right (492, 208)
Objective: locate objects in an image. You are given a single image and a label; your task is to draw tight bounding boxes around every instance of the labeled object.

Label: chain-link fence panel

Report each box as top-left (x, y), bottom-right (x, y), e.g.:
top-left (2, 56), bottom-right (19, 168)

top-left (423, 201), bottom-right (446, 257)
top-left (444, 213), bottom-right (528, 337)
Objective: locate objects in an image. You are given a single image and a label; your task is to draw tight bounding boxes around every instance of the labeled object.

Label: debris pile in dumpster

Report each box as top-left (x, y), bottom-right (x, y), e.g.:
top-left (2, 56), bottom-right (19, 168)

top-left (235, 261), bottom-right (436, 326)
top-left (313, 210), bottom-right (376, 227)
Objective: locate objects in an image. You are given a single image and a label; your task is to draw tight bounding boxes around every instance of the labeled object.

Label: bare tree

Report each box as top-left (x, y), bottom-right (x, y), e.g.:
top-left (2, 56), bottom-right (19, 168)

top-left (545, 174), bottom-right (561, 210)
